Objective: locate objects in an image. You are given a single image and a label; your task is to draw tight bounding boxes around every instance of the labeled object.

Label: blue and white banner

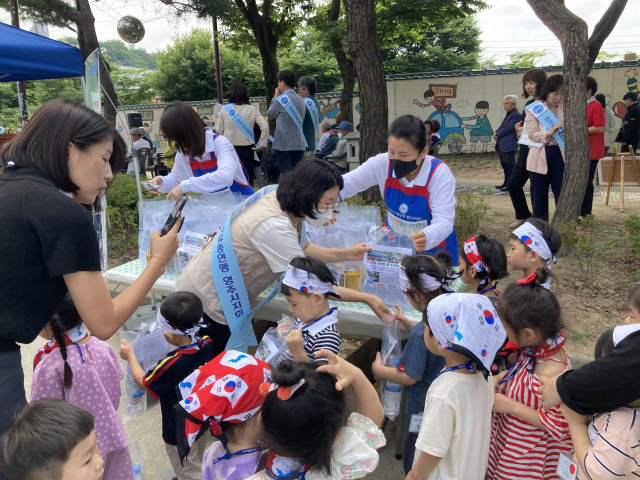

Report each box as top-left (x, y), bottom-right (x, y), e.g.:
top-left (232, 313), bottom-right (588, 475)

top-left (304, 97), bottom-right (319, 150)
top-left (211, 185), bottom-right (307, 352)
top-left (526, 100), bottom-right (565, 151)
top-left (277, 93), bottom-right (308, 148)
top-left (225, 104), bottom-right (255, 144)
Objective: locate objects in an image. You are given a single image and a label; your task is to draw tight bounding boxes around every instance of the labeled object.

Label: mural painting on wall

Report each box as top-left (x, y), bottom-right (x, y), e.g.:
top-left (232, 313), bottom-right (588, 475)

top-left (613, 68), bottom-right (640, 119)
top-left (317, 99), bottom-right (361, 124)
top-left (412, 84), bottom-right (478, 153)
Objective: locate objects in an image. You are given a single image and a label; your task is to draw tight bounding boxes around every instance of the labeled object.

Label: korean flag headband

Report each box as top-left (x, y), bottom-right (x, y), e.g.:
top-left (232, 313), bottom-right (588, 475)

top-left (157, 309), bottom-right (202, 343)
top-left (463, 236), bottom-right (492, 289)
top-left (283, 265), bottom-right (341, 298)
top-left (399, 265), bottom-right (442, 293)
top-left (513, 222), bottom-right (556, 268)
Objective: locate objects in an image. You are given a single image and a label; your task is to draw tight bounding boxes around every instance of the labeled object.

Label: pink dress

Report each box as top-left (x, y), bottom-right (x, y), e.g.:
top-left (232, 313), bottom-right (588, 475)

top-left (31, 337), bottom-right (133, 480)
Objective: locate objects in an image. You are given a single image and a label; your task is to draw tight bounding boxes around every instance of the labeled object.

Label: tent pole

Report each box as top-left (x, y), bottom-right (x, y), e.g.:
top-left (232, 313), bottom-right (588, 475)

top-left (10, 0), bottom-right (28, 127)
top-left (80, 76), bottom-right (87, 105)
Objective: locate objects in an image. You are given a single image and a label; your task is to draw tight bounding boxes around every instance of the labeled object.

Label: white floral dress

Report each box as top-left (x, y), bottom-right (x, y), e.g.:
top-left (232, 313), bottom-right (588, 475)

top-left (248, 413), bottom-right (386, 480)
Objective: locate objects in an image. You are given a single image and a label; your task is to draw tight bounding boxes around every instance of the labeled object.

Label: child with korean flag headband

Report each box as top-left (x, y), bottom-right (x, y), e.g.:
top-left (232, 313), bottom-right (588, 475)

top-left (406, 293), bottom-right (507, 480)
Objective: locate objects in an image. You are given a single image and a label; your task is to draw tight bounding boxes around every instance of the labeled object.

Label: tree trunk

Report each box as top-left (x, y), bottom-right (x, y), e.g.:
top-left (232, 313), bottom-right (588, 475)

top-left (41, 0), bottom-right (118, 127)
top-left (343, 0), bottom-right (387, 203)
top-left (527, 0), bottom-right (591, 226)
top-left (587, 0), bottom-right (628, 68)
top-left (328, 0), bottom-right (356, 124)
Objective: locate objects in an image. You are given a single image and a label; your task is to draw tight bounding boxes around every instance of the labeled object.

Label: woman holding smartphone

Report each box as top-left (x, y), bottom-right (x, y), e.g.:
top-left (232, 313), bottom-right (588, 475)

top-left (0, 99), bottom-right (181, 463)
top-left (148, 101), bottom-right (255, 200)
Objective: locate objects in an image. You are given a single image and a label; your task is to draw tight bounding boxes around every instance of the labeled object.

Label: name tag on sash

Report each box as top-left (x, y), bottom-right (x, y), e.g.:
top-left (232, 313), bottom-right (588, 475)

top-left (225, 104), bottom-right (255, 144)
top-left (526, 100), bottom-right (565, 151)
top-left (211, 185), bottom-right (307, 352)
top-left (277, 93), bottom-right (308, 148)
top-left (304, 98), bottom-right (319, 150)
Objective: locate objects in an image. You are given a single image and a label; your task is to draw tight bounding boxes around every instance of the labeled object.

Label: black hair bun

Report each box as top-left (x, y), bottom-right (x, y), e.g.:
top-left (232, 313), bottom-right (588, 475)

top-left (534, 267), bottom-right (549, 285)
top-left (272, 360), bottom-right (306, 387)
top-left (434, 250), bottom-right (453, 273)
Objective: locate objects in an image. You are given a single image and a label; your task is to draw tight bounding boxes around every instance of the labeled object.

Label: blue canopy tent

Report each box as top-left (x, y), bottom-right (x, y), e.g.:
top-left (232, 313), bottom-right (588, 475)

top-left (0, 23), bottom-right (83, 82)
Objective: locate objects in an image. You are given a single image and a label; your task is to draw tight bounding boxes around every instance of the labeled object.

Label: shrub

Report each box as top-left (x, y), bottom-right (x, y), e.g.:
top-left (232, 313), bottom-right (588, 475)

top-left (574, 215), bottom-right (613, 279)
top-left (454, 188), bottom-right (498, 245)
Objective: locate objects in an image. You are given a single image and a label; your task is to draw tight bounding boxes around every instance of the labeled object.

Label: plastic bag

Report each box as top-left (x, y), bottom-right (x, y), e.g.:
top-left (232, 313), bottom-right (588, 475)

top-left (255, 315), bottom-right (298, 367)
top-left (362, 226), bottom-right (414, 309)
top-left (120, 316), bottom-right (173, 422)
top-left (380, 320), bottom-right (403, 421)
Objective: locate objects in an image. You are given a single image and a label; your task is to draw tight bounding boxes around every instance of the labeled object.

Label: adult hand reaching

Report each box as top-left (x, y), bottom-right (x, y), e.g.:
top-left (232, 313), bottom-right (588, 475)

top-left (145, 176), bottom-right (163, 196)
top-left (343, 243), bottom-right (371, 261)
top-left (166, 184), bottom-right (184, 202)
top-left (409, 231), bottom-right (427, 252)
top-left (149, 212), bottom-right (181, 269)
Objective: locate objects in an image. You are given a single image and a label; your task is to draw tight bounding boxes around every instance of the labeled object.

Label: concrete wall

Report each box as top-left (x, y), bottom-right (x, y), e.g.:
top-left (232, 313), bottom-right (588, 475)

top-left (117, 64), bottom-right (640, 154)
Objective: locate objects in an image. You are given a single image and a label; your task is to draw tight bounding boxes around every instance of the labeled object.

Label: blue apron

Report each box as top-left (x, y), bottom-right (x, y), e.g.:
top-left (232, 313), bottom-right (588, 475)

top-left (210, 185), bottom-right (307, 352)
top-left (188, 133), bottom-right (255, 196)
top-left (383, 157), bottom-right (458, 265)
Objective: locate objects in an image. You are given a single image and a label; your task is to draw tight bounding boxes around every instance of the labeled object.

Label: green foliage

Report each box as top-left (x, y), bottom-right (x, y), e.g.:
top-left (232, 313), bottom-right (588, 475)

top-left (596, 51), bottom-right (621, 62)
top-left (105, 173), bottom-right (154, 256)
top-left (380, 16), bottom-right (484, 74)
top-left (454, 189), bottom-right (497, 245)
top-left (504, 49), bottom-right (556, 68)
top-left (559, 221), bottom-right (579, 250)
top-left (100, 40), bottom-right (157, 69)
top-left (571, 329), bottom-right (591, 346)
top-left (152, 28), bottom-right (264, 101)
top-left (574, 215), bottom-right (614, 278)
top-left (111, 67), bottom-right (156, 105)
top-left (622, 214), bottom-right (640, 279)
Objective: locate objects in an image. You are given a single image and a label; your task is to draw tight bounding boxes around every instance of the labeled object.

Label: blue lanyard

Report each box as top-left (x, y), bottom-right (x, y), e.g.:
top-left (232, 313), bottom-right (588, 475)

top-left (479, 282), bottom-right (498, 296)
top-left (212, 444), bottom-right (260, 465)
top-left (496, 349), bottom-right (535, 388)
top-left (301, 307), bottom-right (337, 332)
top-left (266, 468), bottom-right (307, 480)
top-left (435, 361), bottom-right (475, 380)
top-left (175, 339), bottom-right (204, 352)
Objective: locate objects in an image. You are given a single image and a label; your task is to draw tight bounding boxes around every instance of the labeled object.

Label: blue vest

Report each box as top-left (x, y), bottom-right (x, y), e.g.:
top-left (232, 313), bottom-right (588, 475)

top-left (188, 133), bottom-right (255, 195)
top-left (383, 158), bottom-right (458, 265)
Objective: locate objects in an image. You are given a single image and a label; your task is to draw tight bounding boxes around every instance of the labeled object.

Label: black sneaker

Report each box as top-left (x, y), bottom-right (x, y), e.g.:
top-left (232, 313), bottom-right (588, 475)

top-left (494, 184), bottom-right (506, 190)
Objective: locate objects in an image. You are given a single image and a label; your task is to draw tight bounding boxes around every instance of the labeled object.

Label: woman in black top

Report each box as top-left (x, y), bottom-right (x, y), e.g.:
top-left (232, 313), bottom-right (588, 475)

top-left (0, 100), bottom-right (181, 453)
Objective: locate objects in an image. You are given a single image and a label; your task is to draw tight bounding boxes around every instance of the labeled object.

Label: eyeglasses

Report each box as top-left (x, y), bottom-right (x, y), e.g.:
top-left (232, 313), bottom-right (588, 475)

top-left (318, 198), bottom-right (341, 211)
top-left (549, 91), bottom-right (564, 98)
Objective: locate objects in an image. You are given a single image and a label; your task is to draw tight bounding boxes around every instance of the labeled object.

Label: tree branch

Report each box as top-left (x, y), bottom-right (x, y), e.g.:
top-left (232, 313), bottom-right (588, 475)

top-left (40, 0), bottom-right (82, 24)
top-left (587, 0), bottom-right (628, 67)
top-left (275, 4), bottom-right (289, 40)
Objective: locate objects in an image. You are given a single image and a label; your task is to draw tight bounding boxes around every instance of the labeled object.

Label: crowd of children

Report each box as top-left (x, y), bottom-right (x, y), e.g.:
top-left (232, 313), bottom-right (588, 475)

top-left (0, 217), bottom-right (638, 480)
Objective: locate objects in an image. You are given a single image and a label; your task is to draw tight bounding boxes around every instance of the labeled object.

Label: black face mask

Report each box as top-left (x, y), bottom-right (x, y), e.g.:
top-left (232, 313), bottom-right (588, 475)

top-left (390, 158), bottom-right (419, 180)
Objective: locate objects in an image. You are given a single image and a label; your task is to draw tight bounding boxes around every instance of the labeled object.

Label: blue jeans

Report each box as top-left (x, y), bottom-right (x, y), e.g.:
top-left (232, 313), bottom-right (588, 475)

top-left (275, 149), bottom-right (304, 175)
top-left (529, 146), bottom-right (564, 222)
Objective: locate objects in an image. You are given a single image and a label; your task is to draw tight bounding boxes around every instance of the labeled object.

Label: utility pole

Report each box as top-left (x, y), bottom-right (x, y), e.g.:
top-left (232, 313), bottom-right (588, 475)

top-left (212, 15), bottom-right (224, 104)
top-left (10, 0), bottom-right (28, 127)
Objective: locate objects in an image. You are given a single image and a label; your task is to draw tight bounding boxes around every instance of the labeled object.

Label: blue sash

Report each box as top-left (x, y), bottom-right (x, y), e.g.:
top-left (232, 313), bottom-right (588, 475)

top-left (277, 93), bottom-right (307, 148)
top-left (304, 97), bottom-right (319, 150)
top-left (225, 104), bottom-right (255, 144)
top-left (526, 100), bottom-right (565, 151)
top-left (211, 185), bottom-right (307, 352)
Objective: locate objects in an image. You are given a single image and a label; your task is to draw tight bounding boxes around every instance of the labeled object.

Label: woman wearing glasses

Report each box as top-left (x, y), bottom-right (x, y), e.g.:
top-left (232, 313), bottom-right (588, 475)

top-left (523, 74), bottom-right (565, 221)
top-left (175, 159), bottom-right (392, 355)
top-left (340, 115), bottom-right (459, 264)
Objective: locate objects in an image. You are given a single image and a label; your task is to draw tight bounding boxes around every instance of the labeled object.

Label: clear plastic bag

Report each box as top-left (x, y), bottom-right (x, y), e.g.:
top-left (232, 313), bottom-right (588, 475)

top-left (255, 315), bottom-right (298, 367)
top-left (380, 320), bottom-right (403, 421)
top-left (120, 317), bottom-right (172, 422)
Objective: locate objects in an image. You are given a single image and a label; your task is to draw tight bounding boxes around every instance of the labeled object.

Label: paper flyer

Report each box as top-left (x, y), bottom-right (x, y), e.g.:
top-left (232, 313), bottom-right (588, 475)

top-left (362, 245), bottom-right (412, 308)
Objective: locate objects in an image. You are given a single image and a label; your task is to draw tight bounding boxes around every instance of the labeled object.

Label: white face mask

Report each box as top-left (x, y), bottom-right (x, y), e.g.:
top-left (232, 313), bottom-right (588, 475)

top-left (305, 208), bottom-right (333, 228)
top-left (338, 133), bottom-right (343, 138)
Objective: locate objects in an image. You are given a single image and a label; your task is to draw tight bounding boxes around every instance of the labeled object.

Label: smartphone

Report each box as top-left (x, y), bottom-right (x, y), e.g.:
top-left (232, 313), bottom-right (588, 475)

top-left (160, 195), bottom-right (187, 236)
top-left (143, 181), bottom-right (160, 190)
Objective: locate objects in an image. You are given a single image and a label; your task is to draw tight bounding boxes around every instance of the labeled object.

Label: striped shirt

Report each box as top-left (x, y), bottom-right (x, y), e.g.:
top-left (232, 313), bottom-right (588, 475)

top-left (282, 308), bottom-right (341, 363)
top-left (487, 356), bottom-right (573, 480)
top-left (577, 406), bottom-right (640, 479)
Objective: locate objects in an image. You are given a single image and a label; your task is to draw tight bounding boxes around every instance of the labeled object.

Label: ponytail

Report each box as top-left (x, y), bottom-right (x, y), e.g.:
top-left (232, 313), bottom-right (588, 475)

top-left (49, 315), bottom-right (73, 389)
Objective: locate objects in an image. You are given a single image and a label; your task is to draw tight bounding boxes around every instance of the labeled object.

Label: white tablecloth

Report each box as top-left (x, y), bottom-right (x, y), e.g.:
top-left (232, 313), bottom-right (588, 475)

top-left (104, 259), bottom-right (423, 338)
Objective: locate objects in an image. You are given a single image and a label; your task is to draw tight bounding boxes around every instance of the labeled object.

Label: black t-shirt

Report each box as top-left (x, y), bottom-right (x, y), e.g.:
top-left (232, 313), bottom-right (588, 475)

top-left (0, 167), bottom-right (101, 352)
top-left (143, 337), bottom-right (216, 445)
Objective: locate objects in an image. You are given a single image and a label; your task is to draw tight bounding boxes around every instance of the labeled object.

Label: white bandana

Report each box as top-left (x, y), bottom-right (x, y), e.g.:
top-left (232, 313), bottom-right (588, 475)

top-left (399, 266), bottom-right (442, 293)
top-left (513, 222), bottom-right (556, 267)
top-left (157, 309), bottom-right (202, 343)
top-left (282, 265), bottom-right (341, 298)
top-left (613, 324), bottom-right (640, 347)
top-left (426, 293), bottom-right (507, 376)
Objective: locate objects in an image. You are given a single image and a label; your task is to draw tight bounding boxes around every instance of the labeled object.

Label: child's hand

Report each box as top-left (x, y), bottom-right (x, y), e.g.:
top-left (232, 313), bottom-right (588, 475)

top-left (395, 305), bottom-right (418, 332)
top-left (492, 392), bottom-right (515, 414)
top-left (538, 373), bottom-right (564, 411)
top-left (560, 403), bottom-right (588, 425)
top-left (315, 349), bottom-right (363, 391)
top-left (119, 340), bottom-right (134, 361)
top-left (371, 352), bottom-right (384, 380)
top-left (286, 329), bottom-right (305, 355)
top-left (493, 370), bottom-right (507, 393)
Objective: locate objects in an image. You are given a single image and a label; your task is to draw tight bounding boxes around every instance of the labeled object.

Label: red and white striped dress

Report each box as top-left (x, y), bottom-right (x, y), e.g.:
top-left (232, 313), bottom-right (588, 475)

top-left (486, 354), bottom-right (573, 480)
